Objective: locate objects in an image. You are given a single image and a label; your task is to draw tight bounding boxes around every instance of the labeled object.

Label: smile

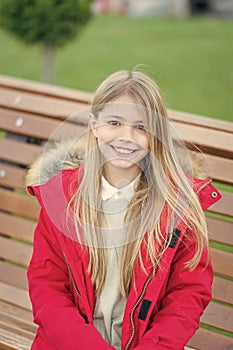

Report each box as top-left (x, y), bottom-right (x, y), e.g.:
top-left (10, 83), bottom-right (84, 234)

top-left (111, 146), bottom-right (136, 155)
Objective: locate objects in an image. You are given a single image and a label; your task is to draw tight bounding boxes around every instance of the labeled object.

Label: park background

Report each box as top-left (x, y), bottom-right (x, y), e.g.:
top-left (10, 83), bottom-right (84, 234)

top-left (0, 0), bottom-right (232, 123)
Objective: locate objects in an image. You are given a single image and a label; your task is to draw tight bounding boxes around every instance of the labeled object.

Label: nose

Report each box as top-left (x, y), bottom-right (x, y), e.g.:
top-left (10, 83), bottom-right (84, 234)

top-left (119, 123), bottom-right (134, 141)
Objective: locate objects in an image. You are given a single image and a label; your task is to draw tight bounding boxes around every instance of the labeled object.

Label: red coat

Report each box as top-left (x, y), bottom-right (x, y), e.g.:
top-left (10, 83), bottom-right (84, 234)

top-left (27, 168), bottom-right (221, 350)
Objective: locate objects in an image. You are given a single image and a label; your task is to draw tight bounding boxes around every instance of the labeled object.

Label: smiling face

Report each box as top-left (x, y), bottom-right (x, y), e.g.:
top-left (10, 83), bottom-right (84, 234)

top-left (91, 95), bottom-right (149, 185)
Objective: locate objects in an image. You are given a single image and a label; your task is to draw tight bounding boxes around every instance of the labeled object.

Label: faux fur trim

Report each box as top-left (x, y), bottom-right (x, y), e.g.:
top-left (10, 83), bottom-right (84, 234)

top-left (25, 139), bottom-right (85, 187)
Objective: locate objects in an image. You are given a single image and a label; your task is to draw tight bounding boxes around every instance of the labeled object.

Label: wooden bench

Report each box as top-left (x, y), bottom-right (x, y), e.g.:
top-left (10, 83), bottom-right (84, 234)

top-left (0, 75), bottom-right (232, 350)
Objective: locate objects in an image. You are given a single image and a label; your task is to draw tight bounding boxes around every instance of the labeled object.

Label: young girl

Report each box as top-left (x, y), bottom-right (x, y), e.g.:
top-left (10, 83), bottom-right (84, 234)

top-left (26, 70), bottom-right (221, 350)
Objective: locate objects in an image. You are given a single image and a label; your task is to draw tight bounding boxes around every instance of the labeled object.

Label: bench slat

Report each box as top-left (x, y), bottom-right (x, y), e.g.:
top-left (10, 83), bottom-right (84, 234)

top-left (207, 216), bottom-right (233, 246)
top-left (0, 138), bottom-right (43, 166)
top-left (0, 87), bottom-right (87, 120)
top-left (0, 212), bottom-right (35, 242)
top-left (212, 276), bottom-right (233, 305)
top-left (0, 188), bottom-right (40, 219)
top-left (201, 301), bottom-right (233, 333)
top-left (172, 121), bottom-right (233, 157)
top-left (0, 261), bottom-right (28, 290)
top-left (0, 236), bottom-right (32, 267)
top-left (211, 248), bottom-right (233, 278)
top-left (0, 108), bottom-right (87, 140)
top-left (0, 328), bottom-right (32, 350)
top-left (1, 313), bottom-right (36, 337)
top-left (0, 163), bottom-right (26, 190)
top-left (205, 153), bottom-right (233, 185)
top-left (0, 321), bottom-right (34, 345)
top-left (0, 301), bottom-right (33, 323)
top-left (188, 327), bottom-right (233, 350)
top-left (0, 282), bottom-right (31, 311)
top-left (169, 109), bottom-right (233, 133)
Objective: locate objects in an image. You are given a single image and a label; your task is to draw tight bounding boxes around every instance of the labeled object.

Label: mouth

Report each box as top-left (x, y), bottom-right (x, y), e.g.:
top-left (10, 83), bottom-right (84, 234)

top-left (111, 145), bottom-right (136, 156)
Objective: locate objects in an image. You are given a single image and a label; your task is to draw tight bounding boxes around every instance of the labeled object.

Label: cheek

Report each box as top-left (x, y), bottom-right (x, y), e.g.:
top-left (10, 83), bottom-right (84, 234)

top-left (138, 133), bottom-right (150, 150)
top-left (95, 127), bottom-right (112, 144)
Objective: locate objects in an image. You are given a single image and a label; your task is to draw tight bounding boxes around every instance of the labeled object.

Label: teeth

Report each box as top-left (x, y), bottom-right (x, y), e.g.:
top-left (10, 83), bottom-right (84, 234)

top-left (114, 147), bottom-right (134, 154)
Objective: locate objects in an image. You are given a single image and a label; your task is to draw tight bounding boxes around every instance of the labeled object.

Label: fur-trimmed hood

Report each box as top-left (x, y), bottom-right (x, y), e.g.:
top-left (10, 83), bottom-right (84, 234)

top-left (26, 139), bottom-right (85, 187)
top-left (25, 139), bottom-right (207, 188)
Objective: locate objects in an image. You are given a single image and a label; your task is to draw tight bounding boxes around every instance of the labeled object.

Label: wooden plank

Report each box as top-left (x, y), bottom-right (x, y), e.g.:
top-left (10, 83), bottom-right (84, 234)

top-left (0, 163), bottom-right (26, 189)
top-left (169, 108), bottom-right (233, 133)
top-left (188, 327), bottom-right (233, 350)
top-left (0, 261), bottom-right (28, 290)
top-left (0, 321), bottom-right (34, 343)
top-left (0, 138), bottom-right (43, 166)
top-left (210, 248), bottom-right (233, 278)
top-left (0, 74), bottom-right (93, 104)
top-left (212, 276), bottom-right (233, 305)
top-left (0, 236), bottom-right (32, 266)
top-left (207, 216), bottom-right (233, 246)
top-left (201, 301), bottom-right (233, 333)
top-left (0, 87), bottom-right (88, 120)
top-left (0, 313), bottom-right (36, 337)
top-left (0, 212), bottom-right (35, 242)
top-left (0, 282), bottom-right (31, 311)
top-left (205, 154), bottom-right (233, 185)
top-left (0, 188), bottom-right (40, 220)
top-left (0, 301), bottom-right (33, 323)
top-left (0, 108), bottom-right (87, 140)
top-left (208, 191), bottom-right (233, 217)
top-left (172, 121), bottom-right (233, 157)
top-left (0, 327), bottom-right (32, 350)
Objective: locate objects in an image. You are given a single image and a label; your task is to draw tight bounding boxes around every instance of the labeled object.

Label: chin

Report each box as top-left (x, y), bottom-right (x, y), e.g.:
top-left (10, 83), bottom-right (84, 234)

top-left (109, 159), bottom-right (139, 170)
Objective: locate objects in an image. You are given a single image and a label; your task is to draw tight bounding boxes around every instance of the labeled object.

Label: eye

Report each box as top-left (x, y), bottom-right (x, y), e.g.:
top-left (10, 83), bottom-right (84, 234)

top-left (108, 120), bottom-right (121, 126)
top-left (135, 124), bottom-right (145, 131)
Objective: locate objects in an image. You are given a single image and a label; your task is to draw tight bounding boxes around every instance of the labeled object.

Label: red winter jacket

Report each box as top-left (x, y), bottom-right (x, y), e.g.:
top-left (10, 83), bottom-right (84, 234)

top-left (27, 167), bottom-right (221, 350)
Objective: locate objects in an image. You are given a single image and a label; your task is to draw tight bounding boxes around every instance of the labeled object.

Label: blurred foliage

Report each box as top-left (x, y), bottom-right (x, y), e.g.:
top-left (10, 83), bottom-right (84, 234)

top-left (0, 0), bottom-right (92, 46)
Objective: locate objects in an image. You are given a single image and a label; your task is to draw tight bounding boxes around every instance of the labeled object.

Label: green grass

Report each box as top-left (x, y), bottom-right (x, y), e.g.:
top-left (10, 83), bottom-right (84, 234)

top-left (0, 15), bottom-right (233, 121)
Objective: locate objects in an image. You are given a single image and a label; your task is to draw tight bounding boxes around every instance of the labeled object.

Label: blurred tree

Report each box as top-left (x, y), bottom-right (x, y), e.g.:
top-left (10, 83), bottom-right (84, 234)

top-left (0, 0), bottom-right (93, 83)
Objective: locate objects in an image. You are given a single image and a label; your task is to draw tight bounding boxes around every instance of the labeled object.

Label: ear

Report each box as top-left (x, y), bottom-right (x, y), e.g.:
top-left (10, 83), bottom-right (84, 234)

top-left (90, 113), bottom-right (98, 138)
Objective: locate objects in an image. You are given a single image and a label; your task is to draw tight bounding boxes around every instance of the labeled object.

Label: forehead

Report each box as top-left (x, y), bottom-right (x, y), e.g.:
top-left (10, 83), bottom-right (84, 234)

top-left (99, 96), bottom-right (147, 123)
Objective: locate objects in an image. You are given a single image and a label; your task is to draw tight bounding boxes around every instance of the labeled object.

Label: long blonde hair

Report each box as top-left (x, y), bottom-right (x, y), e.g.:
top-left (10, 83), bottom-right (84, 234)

top-left (71, 70), bottom-right (208, 297)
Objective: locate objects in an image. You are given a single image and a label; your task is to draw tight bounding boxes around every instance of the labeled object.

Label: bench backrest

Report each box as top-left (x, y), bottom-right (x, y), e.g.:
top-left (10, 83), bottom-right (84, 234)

top-left (0, 75), bottom-right (232, 350)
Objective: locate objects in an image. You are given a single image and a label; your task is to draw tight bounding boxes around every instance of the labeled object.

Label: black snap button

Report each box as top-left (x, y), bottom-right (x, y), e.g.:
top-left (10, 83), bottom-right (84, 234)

top-left (211, 191), bottom-right (217, 198)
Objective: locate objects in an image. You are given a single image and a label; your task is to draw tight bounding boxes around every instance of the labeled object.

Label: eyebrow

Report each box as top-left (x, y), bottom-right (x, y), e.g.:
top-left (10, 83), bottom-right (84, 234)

top-left (102, 114), bottom-right (124, 120)
top-left (102, 114), bottom-right (144, 124)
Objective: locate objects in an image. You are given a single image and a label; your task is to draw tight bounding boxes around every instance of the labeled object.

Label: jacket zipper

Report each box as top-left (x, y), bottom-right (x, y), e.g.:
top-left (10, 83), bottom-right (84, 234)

top-left (62, 250), bottom-right (81, 298)
top-left (125, 261), bottom-right (160, 350)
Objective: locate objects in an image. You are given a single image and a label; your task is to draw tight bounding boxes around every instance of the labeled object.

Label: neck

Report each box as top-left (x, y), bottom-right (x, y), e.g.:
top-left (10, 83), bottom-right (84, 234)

top-left (103, 164), bottom-right (141, 188)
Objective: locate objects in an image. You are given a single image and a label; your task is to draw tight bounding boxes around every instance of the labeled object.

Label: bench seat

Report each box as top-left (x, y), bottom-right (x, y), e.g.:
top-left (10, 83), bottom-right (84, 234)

top-left (0, 75), bottom-right (232, 350)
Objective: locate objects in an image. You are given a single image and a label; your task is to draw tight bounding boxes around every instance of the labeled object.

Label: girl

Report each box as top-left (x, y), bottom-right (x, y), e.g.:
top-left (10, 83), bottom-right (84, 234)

top-left (26, 70), bottom-right (221, 350)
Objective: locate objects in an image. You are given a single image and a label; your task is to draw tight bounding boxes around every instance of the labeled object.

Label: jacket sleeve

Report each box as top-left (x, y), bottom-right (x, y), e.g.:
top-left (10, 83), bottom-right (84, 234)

top-left (27, 208), bottom-right (115, 350)
top-left (133, 230), bottom-right (213, 350)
